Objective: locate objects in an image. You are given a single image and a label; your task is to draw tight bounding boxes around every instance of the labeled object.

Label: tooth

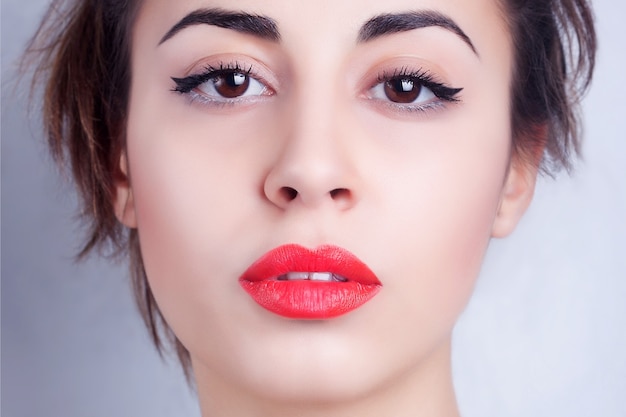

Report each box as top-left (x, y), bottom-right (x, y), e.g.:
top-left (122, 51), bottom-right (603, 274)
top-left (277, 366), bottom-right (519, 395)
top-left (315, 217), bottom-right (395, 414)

top-left (286, 272), bottom-right (309, 280)
top-left (333, 274), bottom-right (348, 282)
top-left (310, 272), bottom-right (332, 282)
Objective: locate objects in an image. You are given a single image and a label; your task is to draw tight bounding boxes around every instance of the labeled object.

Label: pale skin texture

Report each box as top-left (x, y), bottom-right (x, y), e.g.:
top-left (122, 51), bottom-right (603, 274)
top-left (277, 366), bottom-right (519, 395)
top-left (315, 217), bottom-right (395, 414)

top-left (114, 0), bottom-right (540, 415)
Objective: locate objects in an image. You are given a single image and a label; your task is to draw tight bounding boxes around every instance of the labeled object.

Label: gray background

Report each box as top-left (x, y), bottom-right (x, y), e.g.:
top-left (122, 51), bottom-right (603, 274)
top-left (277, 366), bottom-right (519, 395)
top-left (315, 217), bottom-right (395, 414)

top-left (1, 0), bottom-right (625, 416)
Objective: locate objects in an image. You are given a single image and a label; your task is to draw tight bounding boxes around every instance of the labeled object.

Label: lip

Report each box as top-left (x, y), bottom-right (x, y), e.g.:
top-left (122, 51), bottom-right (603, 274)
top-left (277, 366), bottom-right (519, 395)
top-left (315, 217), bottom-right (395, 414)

top-left (239, 244), bottom-right (381, 319)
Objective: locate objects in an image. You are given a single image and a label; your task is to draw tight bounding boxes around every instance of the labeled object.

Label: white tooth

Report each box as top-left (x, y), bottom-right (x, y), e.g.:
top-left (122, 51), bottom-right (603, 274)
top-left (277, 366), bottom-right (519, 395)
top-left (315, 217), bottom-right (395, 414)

top-left (310, 272), bottom-right (332, 282)
top-left (286, 272), bottom-right (309, 280)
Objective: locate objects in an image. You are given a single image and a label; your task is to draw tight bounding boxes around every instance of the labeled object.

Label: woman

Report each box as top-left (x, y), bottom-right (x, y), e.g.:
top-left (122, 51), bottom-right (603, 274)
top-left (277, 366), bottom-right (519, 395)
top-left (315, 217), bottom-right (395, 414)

top-left (9, 0), bottom-right (609, 415)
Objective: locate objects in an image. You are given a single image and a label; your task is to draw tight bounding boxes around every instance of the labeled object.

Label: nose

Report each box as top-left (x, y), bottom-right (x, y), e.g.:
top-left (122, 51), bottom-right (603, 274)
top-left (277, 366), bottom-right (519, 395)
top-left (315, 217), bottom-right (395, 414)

top-left (263, 101), bottom-right (359, 211)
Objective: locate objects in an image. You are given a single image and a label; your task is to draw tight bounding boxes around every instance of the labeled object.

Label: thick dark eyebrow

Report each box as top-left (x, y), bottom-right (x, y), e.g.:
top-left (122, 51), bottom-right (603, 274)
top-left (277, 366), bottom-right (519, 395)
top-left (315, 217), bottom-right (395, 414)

top-left (358, 11), bottom-right (478, 56)
top-left (159, 8), bottom-right (280, 45)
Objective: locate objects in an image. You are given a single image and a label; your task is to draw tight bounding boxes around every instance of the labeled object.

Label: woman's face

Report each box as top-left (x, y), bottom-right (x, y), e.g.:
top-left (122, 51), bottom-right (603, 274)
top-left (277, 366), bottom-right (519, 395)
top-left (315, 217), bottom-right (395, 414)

top-left (119, 0), bottom-right (535, 408)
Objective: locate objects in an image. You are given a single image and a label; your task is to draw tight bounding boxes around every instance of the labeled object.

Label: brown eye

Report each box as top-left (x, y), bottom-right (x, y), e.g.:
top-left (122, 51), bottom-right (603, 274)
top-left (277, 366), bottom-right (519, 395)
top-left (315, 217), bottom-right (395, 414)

top-left (368, 74), bottom-right (437, 107)
top-left (384, 78), bottom-right (422, 103)
top-left (213, 72), bottom-right (250, 98)
top-left (192, 70), bottom-right (268, 100)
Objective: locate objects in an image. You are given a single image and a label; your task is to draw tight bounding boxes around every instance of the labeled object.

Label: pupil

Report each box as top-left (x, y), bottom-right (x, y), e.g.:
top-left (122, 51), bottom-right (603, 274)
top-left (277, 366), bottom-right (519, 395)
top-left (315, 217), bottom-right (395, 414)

top-left (384, 78), bottom-right (421, 103)
top-left (214, 72), bottom-right (250, 98)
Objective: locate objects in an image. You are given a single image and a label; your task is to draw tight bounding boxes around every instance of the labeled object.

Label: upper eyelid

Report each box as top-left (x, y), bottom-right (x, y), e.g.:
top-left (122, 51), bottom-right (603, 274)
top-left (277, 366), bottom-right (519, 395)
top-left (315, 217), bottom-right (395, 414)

top-left (370, 65), bottom-right (452, 89)
top-left (376, 67), bottom-right (433, 82)
top-left (172, 56), bottom-right (280, 91)
top-left (372, 68), bottom-right (434, 91)
top-left (355, 55), bottom-right (454, 81)
top-left (174, 62), bottom-right (256, 85)
top-left (174, 64), bottom-right (252, 90)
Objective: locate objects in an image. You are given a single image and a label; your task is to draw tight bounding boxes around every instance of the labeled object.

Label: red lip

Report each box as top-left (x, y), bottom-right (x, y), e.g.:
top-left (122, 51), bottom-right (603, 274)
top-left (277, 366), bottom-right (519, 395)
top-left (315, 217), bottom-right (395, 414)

top-left (239, 244), bottom-right (381, 319)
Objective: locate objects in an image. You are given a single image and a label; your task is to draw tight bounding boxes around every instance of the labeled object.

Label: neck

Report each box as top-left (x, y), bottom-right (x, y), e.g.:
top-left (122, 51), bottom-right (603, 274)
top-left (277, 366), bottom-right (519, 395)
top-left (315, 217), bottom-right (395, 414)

top-left (193, 339), bottom-right (460, 417)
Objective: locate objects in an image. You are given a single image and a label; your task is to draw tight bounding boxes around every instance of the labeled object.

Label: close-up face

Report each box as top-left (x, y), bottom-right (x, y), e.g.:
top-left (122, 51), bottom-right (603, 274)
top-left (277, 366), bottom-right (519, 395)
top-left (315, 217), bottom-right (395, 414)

top-left (117, 0), bottom-right (536, 410)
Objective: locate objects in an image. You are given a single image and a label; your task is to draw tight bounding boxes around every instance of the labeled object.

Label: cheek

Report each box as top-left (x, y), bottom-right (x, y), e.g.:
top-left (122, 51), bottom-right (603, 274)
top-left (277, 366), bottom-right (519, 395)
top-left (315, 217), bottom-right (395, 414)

top-left (124, 87), bottom-right (302, 366)
top-left (123, 96), bottom-right (257, 335)
top-left (124, 68), bottom-right (273, 265)
top-left (358, 105), bottom-right (512, 337)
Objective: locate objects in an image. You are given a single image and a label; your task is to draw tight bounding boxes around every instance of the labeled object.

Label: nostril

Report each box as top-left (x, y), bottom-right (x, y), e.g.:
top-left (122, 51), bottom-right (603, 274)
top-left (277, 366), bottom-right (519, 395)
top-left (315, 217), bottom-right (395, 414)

top-left (280, 187), bottom-right (298, 201)
top-left (330, 188), bottom-right (350, 200)
top-left (273, 187), bottom-right (353, 206)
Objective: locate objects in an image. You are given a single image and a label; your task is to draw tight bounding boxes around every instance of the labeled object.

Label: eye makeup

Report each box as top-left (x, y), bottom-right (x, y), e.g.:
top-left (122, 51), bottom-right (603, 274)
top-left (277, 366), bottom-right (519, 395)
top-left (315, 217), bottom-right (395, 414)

top-left (170, 58), bottom-right (463, 116)
top-left (364, 66), bottom-right (463, 114)
top-left (171, 60), bottom-right (275, 107)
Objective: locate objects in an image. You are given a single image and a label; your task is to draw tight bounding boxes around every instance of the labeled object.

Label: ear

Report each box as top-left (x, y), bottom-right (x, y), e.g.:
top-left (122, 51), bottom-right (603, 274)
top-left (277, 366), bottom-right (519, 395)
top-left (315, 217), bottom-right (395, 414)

top-left (491, 132), bottom-right (545, 238)
top-left (113, 151), bottom-right (137, 228)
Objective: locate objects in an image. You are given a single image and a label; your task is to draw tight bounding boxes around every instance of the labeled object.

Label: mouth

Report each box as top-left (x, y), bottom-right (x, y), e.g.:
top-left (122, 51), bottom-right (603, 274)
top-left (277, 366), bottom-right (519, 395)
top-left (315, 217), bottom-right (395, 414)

top-left (239, 244), bottom-right (382, 319)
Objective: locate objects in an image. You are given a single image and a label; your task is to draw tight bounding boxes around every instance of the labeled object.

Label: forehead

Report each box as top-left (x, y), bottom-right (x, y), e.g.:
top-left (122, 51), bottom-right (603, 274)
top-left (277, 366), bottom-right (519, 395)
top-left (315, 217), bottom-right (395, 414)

top-left (132, 0), bottom-right (511, 58)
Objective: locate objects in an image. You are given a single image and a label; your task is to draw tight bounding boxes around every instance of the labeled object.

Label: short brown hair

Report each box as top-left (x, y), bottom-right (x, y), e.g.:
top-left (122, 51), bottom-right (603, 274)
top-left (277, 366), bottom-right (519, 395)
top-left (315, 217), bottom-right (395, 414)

top-left (25, 0), bottom-right (597, 375)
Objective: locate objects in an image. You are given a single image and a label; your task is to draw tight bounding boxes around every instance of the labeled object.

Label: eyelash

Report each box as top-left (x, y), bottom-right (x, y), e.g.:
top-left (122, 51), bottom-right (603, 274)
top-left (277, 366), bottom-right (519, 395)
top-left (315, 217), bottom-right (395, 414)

top-left (172, 62), bottom-right (247, 93)
top-left (370, 67), bottom-right (462, 113)
top-left (171, 61), bottom-right (271, 107)
top-left (170, 62), bottom-right (462, 113)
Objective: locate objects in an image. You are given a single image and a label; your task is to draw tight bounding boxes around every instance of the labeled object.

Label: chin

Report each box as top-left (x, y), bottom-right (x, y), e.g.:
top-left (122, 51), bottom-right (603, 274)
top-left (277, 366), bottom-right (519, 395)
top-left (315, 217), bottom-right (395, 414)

top-left (190, 313), bottom-right (448, 407)
top-left (209, 354), bottom-right (392, 405)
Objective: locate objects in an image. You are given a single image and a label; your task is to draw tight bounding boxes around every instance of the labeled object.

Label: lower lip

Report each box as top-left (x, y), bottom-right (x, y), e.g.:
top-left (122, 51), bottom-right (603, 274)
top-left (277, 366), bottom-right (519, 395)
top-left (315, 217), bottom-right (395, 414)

top-left (240, 280), bottom-right (380, 319)
top-left (239, 244), bottom-right (381, 319)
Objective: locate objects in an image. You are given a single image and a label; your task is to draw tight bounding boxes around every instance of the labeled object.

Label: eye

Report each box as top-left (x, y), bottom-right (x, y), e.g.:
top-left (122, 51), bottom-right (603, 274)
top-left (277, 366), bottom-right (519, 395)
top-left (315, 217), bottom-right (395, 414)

top-left (365, 68), bottom-right (463, 113)
top-left (370, 77), bottom-right (436, 104)
top-left (171, 63), bottom-right (273, 105)
top-left (199, 71), bottom-right (267, 99)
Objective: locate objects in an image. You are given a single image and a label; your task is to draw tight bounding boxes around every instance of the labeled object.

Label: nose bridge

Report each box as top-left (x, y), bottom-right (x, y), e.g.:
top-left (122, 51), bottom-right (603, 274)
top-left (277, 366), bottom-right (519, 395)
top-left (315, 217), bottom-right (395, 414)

top-left (263, 68), bottom-right (356, 209)
top-left (290, 48), bottom-right (344, 145)
top-left (290, 79), bottom-right (342, 169)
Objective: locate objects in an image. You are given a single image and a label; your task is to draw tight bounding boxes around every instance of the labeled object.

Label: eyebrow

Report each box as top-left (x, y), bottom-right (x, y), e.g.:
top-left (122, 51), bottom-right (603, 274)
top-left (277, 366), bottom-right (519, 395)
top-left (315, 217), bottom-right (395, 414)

top-left (358, 11), bottom-right (478, 56)
top-left (159, 8), bottom-right (477, 57)
top-left (158, 8), bottom-right (280, 45)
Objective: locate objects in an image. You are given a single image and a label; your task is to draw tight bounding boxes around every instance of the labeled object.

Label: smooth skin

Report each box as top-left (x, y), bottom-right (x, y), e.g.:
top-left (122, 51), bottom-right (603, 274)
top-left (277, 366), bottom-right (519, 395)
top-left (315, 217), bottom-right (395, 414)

top-left (114, 0), bottom-right (540, 415)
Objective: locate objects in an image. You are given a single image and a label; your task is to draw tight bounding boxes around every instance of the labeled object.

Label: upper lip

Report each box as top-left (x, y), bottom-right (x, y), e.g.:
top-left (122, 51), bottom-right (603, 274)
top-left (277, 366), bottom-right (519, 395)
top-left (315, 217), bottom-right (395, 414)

top-left (239, 244), bottom-right (381, 285)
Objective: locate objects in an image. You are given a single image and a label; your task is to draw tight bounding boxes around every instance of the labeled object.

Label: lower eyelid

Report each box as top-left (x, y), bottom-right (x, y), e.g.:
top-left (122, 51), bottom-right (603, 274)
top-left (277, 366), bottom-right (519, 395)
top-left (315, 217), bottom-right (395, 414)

top-left (362, 95), bottom-right (456, 119)
top-left (184, 90), bottom-right (272, 108)
top-left (372, 99), bottom-right (444, 110)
